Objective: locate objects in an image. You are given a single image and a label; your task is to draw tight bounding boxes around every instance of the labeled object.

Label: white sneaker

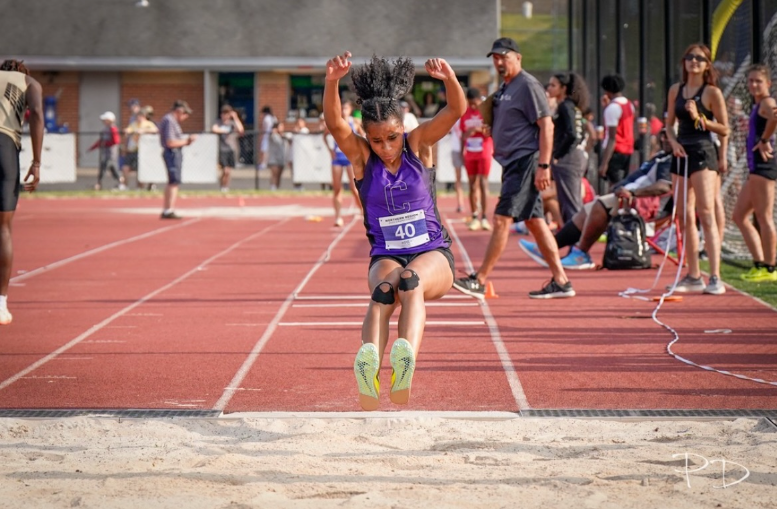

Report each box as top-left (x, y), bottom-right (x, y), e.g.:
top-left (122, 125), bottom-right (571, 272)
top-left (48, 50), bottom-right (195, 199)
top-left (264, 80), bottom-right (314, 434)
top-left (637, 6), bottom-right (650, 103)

top-left (220, 187), bottom-right (229, 193)
top-left (703, 276), bottom-right (726, 295)
top-left (334, 217), bottom-right (344, 227)
top-left (668, 275), bottom-right (706, 293)
top-left (467, 218), bottom-right (482, 231)
top-left (480, 218), bottom-right (492, 231)
top-left (0, 307), bottom-right (12, 325)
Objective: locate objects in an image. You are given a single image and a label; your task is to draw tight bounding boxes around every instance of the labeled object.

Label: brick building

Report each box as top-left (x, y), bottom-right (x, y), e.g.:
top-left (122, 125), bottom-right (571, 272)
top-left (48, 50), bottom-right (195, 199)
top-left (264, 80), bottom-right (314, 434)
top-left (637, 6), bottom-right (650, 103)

top-left (0, 0), bottom-right (498, 166)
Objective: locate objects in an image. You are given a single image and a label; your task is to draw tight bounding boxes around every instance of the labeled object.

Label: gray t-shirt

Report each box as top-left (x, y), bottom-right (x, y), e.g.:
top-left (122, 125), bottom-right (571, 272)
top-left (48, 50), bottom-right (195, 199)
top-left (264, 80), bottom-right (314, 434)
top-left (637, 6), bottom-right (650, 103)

top-left (491, 70), bottom-right (550, 165)
top-left (159, 112), bottom-right (184, 151)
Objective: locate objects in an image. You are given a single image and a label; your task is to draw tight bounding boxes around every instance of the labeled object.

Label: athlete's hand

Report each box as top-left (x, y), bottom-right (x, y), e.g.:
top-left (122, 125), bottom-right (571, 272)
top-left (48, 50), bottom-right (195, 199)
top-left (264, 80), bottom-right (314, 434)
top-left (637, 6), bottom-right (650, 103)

top-left (756, 140), bottom-right (774, 161)
top-left (535, 166), bottom-right (551, 191)
top-left (425, 58), bottom-right (455, 81)
top-left (326, 52), bottom-right (352, 81)
top-left (24, 162), bottom-right (40, 192)
top-left (718, 156), bottom-right (728, 174)
top-left (685, 100), bottom-right (699, 120)
top-left (670, 139), bottom-right (687, 158)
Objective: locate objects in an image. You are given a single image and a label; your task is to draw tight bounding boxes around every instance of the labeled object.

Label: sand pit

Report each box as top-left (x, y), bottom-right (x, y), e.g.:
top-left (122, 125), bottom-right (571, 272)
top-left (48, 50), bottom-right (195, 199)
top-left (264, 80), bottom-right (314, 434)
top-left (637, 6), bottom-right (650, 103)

top-left (1, 415), bottom-right (776, 508)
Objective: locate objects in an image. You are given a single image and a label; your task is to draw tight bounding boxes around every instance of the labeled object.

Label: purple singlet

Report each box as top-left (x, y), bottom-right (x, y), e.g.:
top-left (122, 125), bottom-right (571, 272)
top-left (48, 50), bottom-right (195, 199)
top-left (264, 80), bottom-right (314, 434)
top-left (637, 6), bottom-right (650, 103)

top-left (747, 100), bottom-right (775, 172)
top-left (355, 135), bottom-right (450, 257)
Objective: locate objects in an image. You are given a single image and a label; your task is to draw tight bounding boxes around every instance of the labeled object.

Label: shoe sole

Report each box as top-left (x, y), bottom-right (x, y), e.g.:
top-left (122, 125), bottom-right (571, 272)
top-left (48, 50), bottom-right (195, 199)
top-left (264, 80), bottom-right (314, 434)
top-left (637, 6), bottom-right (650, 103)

top-left (353, 343), bottom-right (380, 411)
top-left (389, 339), bottom-right (415, 405)
top-left (528, 289), bottom-right (576, 299)
top-left (667, 286), bottom-right (706, 293)
top-left (452, 281), bottom-right (485, 300)
top-left (518, 241), bottom-right (549, 268)
top-left (562, 262), bottom-right (596, 270)
top-left (703, 287), bottom-right (726, 295)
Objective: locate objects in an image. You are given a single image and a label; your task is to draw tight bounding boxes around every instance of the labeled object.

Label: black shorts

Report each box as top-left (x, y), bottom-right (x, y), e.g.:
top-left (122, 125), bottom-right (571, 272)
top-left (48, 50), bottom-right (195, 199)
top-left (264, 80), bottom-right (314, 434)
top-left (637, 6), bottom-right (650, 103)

top-left (163, 148), bottom-right (183, 185)
top-left (0, 134), bottom-right (20, 212)
top-left (671, 139), bottom-right (718, 176)
top-left (494, 152), bottom-right (544, 222)
top-left (124, 152), bottom-right (138, 171)
top-left (606, 151), bottom-right (632, 185)
top-left (219, 151), bottom-right (236, 168)
top-left (369, 247), bottom-right (456, 280)
top-left (751, 152), bottom-right (777, 181)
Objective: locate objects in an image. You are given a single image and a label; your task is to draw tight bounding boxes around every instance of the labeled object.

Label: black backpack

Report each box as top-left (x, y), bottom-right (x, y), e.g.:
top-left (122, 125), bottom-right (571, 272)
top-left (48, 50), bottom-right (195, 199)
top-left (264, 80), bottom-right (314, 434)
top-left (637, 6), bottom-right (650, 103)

top-left (602, 208), bottom-right (652, 270)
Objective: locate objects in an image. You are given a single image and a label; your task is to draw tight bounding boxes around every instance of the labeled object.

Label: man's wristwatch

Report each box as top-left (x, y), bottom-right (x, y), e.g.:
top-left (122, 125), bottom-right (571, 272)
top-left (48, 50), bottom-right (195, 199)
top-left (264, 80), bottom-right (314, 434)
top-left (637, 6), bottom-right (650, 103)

top-left (537, 163), bottom-right (550, 169)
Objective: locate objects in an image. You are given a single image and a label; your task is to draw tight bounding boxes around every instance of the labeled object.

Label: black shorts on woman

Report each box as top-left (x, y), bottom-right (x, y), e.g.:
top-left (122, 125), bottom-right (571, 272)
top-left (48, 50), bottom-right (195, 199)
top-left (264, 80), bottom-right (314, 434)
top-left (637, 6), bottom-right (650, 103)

top-left (369, 248), bottom-right (456, 281)
top-left (670, 138), bottom-right (718, 177)
top-left (751, 151), bottom-right (777, 181)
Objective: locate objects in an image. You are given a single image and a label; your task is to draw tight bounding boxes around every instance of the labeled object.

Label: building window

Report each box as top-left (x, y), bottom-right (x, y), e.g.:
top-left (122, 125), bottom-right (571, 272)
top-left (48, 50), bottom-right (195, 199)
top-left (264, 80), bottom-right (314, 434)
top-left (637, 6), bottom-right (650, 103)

top-left (290, 74), bottom-right (352, 119)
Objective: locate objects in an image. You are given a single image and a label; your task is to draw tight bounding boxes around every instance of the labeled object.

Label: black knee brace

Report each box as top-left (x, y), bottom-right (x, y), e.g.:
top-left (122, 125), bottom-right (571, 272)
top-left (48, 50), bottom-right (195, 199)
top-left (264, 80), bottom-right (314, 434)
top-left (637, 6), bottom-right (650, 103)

top-left (371, 282), bottom-right (395, 305)
top-left (398, 269), bottom-right (420, 291)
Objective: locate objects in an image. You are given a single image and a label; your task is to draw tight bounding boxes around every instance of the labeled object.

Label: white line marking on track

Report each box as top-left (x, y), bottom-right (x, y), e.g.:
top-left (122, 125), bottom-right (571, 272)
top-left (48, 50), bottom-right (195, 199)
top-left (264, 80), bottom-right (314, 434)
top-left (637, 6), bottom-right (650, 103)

top-left (278, 321), bottom-right (485, 326)
top-left (0, 218), bottom-right (289, 393)
top-left (214, 216), bottom-right (360, 411)
top-left (10, 218), bottom-right (201, 284)
top-left (446, 219), bottom-right (531, 411)
top-left (291, 302), bottom-right (479, 308)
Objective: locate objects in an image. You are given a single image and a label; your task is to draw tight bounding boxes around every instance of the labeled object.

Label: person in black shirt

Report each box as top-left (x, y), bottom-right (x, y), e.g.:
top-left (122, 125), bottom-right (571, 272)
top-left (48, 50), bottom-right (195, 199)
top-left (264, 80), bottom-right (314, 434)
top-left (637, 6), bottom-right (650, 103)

top-left (546, 72), bottom-right (590, 224)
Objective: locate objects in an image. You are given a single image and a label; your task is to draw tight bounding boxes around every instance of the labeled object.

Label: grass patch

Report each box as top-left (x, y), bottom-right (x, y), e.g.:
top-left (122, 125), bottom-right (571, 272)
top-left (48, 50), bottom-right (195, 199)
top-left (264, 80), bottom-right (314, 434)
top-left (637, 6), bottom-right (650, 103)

top-left (700, 260), bottom-right (777, 308)
top-left (501, 13), bottom-right (568, 71)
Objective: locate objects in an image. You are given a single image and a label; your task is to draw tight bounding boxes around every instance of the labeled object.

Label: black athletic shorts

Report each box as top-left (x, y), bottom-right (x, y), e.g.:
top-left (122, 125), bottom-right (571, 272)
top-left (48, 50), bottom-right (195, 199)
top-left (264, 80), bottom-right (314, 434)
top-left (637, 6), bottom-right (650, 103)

top-left (219, 151), bottom-right (236, 169)
top-left (671, 138), bottom-right (719, 176)
top-left (0, 134), bottom-right (21, 212)
top-left (751, 151), bottom-right (777, 181)
top-left (369, 247), bottom-right (456, 280)
top-left (494, 151), bottom-right (544, 222)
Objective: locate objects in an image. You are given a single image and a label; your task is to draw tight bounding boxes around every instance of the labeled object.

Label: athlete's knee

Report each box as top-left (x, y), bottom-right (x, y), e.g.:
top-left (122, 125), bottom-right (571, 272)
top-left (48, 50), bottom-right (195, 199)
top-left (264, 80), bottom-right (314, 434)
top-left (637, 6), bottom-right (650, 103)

top-left (371, 282), bottom-right (395, 305)
top-left (398, 269), bottom-right (420, 292)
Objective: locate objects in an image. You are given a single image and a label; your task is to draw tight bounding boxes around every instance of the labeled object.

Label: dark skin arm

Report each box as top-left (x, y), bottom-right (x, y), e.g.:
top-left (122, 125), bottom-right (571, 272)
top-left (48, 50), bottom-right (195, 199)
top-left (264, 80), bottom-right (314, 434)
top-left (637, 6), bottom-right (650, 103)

top-left (24, 76), bottom-right (44, 192)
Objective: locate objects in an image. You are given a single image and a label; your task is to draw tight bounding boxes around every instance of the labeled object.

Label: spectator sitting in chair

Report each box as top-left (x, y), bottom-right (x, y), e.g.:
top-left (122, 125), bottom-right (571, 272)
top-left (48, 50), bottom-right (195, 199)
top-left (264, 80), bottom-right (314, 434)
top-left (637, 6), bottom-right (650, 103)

top-left (520, 129), bottom-right (673, 270)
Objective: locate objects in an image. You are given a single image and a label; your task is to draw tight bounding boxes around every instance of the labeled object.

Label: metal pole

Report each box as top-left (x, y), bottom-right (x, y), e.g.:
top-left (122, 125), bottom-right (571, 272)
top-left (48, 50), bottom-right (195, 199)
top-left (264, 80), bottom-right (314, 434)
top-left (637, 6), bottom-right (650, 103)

top-left (663, 0), bottom-right (673, 105)
top-left (753, 0), bottom-right (763, 63)
top-left (615, 0), bottom-right (623, 74)
top-left (595, 0), bottom-right (604, 194)
top-left (581, 0), bottom-right (588, 75)
top-left (702, 0), bottom-right (712, 47)
top-left (638, 0), bottom-right (648, 163)
top-left (568, 0), bottom-right (574, 70)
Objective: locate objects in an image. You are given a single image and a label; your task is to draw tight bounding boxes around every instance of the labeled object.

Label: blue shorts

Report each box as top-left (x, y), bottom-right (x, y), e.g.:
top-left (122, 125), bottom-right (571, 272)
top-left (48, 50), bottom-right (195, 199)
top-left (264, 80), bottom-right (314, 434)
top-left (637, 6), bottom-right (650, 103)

top-left (163, 149), bottom-right (183, 185)
top-left (333, 152), bottom-right (351, 167)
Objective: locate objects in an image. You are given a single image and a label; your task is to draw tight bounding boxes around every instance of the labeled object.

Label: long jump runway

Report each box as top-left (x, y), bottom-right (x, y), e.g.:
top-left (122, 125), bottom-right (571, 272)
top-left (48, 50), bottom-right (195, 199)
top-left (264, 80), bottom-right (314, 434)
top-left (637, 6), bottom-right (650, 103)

top-left (1, 196), bottom-right (776, 417)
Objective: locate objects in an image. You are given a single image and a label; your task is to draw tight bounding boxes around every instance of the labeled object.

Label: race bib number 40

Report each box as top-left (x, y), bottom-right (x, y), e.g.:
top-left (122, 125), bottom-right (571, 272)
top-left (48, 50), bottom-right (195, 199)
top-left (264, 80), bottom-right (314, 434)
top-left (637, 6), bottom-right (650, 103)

top-left (379, 210), bottom-right (430, 250)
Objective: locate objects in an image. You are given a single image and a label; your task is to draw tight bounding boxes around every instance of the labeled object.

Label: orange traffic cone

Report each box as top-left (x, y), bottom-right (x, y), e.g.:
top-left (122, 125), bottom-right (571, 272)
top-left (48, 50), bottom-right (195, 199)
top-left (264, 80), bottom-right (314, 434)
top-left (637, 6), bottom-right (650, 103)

top-left (485, 281), bottom-right (499, 299)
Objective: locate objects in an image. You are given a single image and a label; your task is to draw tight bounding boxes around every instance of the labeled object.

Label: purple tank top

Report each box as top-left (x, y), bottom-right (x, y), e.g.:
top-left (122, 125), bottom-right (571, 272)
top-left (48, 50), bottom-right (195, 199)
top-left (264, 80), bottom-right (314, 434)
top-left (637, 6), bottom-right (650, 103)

top-left (355, 135), bottom-right (450, 257)
top-left (747, 101), bottom-right (774, 172)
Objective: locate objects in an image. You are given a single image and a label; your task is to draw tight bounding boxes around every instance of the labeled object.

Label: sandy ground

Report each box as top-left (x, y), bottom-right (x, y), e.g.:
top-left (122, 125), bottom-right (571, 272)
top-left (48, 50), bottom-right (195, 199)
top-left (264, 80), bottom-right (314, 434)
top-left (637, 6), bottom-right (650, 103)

top-left (0, 415), bottom-right (775, 508)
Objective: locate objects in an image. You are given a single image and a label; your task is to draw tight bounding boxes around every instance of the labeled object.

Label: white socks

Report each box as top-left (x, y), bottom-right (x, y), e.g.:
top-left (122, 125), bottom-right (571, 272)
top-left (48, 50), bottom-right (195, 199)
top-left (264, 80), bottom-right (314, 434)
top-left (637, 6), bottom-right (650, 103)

top-left (0, 295), bottom-right (7, 310)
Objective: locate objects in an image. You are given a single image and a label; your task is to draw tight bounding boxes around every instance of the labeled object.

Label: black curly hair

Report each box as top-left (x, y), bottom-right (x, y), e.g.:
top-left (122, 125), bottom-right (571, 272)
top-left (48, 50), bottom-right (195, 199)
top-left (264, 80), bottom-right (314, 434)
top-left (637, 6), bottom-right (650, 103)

top-left (350, 55), bottom-right (415, 129)
top-left (1, 59), bottom-right (29, 75)
top-left (553, 72), bottom-right (590, 112)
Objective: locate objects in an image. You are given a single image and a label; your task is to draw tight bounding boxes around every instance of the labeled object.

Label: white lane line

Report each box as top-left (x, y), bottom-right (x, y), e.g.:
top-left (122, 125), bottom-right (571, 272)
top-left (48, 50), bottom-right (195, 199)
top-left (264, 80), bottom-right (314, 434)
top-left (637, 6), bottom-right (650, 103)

top-left (294, 294), bottom-right (473, 300)
top-left (214, 216), bottom-right (360, 411)
top-left (0, 218), bottom-right (289, 393)
top-left (278, 320), bottom-right (485, 326)
top-left (10, 218), bottom-right (201, 284)
top-left (292, 302), bottom-right (479, 308)
top-left (446, 219), bottom-right (531, 411)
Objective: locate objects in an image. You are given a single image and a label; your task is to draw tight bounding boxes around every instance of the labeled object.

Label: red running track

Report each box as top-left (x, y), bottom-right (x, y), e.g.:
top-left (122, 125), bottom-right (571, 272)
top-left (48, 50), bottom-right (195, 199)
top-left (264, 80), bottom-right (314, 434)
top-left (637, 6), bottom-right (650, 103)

top-left (1, 195), bottom-right (776, 413)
